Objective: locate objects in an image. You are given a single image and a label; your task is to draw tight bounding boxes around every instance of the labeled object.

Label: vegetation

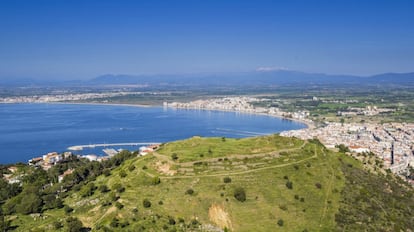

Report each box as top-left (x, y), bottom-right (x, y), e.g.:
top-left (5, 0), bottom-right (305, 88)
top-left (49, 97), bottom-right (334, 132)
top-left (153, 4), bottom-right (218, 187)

top-left (1, 135), bottom-right (413, 231)
top-left (233, 187), bottom-right (246, 202)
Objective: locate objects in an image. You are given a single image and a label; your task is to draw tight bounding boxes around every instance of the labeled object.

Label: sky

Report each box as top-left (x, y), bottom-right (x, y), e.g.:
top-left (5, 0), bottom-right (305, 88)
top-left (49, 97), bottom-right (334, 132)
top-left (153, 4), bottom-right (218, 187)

top-left (0, 0), bottom-right (413, 80)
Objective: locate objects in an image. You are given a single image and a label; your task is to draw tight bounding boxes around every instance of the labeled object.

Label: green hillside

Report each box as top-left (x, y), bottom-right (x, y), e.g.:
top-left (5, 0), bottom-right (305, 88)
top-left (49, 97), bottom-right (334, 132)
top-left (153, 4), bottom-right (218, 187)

top-left (2, 135), bottom-right (414, 231)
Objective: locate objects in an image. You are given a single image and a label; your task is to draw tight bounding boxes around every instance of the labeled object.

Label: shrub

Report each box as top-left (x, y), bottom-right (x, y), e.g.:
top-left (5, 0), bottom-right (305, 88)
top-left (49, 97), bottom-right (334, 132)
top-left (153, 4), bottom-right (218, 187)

top-left (99, 184), bottom-right (110, 193)
top-left (152, 176), bottom-right (161, 185)
top-left (186, 188), bottom-right (194, 195)
top-left (143, 199), bottom-right (151, 208)
top-left (110, 192), bottom-right (119, 201)
top-left (64, 205), bottom-right (73, 214)
top-left (277, 219), bottom-right (284, 226)
top-left (113, 183), bottom-right (125, 193)
top-left (158, 200), bottom-right (163, 205)
top-left (128, 165), bottom-right (136, 172)
top-left (53, 221), bottom-right (63, 229)
top-left (234, 187), bottom-right (246, 202)
top-left (119, 170), bottom-right (127, 178)
top-left (103, 169), bottom-right (111, 177)
top-left (286, 181), bottom-right (293, 189)
top-left (171, 153), bottom-right (178, 161)
top-left (66, 217), bottom-right (83, 232)
top-left (110, 218), bottom-right (119, 228)
top-left (115, 202), bottom-right (124, 209)
top-left (142, 165), bottom-right (148, 170)
top-left (223, 177), bottom-right (232, 183)
top-left (315, 183), bottom-right (322, 189)
top-left (168, 217), bottom-right (176, 225)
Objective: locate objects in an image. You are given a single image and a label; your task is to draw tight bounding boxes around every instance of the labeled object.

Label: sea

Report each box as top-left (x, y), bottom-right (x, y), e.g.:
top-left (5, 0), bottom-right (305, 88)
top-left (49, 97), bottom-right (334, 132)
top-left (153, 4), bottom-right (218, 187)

top-left (0, 103), bottom-right (306, 164)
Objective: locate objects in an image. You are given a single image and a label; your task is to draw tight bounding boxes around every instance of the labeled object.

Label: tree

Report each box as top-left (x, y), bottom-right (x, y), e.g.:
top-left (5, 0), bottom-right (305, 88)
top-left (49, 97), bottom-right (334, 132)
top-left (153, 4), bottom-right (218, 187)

top-left (234, 187), bottom-right (246, 202)
top-left (80, 182), bottom-right (96, 197)
top-left (66, 217), bottom-right (83, 232)
top-left (277, 219), bottom-right (284, 226)
top-left (0, 208), bottom-right (10, 232)
top-left (16, 193), bottom-right (42, 214)
top-left (336, 144), bottom-right (350, 153)
top-left (223, 177), bottom-right (232, 183)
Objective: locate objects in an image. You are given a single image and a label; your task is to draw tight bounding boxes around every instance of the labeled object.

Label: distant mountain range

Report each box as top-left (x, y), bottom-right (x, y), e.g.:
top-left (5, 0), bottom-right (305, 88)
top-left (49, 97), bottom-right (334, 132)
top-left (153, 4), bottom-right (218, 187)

top-left (2, 70), bottom-right (414, 87)
top-left (88, 70), bottom-right (414, 87)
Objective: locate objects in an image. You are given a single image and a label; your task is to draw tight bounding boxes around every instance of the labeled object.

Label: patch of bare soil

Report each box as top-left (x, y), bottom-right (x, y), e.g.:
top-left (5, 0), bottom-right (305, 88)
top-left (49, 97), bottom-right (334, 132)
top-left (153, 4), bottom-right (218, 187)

top-left (209, 204), bottom-right (233, 230)
top-left (156, 161), bottom-right (177, 176)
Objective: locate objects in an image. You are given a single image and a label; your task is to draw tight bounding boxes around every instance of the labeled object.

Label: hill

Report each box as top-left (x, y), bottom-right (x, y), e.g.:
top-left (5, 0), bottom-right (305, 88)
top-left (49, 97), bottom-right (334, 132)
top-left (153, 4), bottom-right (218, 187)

top-left (89, 71), bottom-right (414, 87)
top-left (2, 135), bottom-right (414, 231)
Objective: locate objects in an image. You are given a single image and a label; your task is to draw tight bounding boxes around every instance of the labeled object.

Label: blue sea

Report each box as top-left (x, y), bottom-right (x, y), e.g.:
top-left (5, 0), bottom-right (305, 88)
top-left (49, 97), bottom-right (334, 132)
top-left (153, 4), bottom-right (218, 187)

top-left (0, 103), bottom-right (306, 164)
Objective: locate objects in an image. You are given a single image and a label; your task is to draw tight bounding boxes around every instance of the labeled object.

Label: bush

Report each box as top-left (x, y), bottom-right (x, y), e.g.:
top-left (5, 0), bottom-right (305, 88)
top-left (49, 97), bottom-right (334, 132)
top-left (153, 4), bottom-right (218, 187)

top-left (277, 219), bottom-right (284, 227)
top-left (99, 184), bottom-right (110, 193)
top-left (128, 165), bottom-right (136, 172)
top-left (66, 217), bottom-right (83, 232)
top-left (103, 169), bottom-right (111, 177)
top-left (234, 187), bottom-right (246, 202)
top-left (186, 188), bottom-right (194, 195)
top-left (286, 181), bottom-right (293, 189)
top-left (115, 202), bottom-right (124, 209)
top-left (64, 205), bottom-right (73, 214)
top-left (279, 205), bottom-right (288, 211)
top-left (110, 192), bottom-right (119, 201)
top-left (152, 176), bottom-right (161, 185)
top-left (223, 177), bottom-right (232, 183)
top-left (119, 170), bottom-right (127, 178)
top-left (171, 153), bottom-right (178, 161)
top-left (113, 183), bottom-right (125, 193)
top-left (52, 221), bottom-right (63, 229)
top-left (168, 217), bottom-right (176, 225)
top-left (315, 183), bottom-right (322, 189)
top-left (143, 199), bottom-right (151, 208)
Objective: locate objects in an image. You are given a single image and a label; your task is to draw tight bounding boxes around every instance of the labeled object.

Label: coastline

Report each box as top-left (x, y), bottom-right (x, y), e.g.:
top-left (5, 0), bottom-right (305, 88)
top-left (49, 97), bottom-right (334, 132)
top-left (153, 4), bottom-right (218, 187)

top-left (1, 101), bottom-right (312, 130)
top-left (166, 105), bottom-right (313, 130)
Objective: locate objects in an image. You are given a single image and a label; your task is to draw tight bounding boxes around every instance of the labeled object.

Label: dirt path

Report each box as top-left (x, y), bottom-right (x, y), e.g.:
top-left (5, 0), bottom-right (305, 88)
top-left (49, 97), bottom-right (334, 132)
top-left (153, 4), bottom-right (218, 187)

top-left (319, 148), bottom-right (334, 227)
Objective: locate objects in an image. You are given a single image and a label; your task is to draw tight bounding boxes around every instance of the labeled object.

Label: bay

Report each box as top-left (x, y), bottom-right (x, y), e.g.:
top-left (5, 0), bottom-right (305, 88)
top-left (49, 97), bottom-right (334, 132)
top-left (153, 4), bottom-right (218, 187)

top-left (0, 103), bottom-right (306, 164)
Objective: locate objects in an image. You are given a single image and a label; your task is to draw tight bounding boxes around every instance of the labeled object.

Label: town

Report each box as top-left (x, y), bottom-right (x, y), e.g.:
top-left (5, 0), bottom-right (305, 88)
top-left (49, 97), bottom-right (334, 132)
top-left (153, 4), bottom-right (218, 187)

top-left (167, 97), bottom-right (414, 182)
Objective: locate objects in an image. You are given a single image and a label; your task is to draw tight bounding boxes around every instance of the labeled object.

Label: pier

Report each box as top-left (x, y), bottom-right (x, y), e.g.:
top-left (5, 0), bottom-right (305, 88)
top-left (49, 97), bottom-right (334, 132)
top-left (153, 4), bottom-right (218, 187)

top-left (67, 142), bottom-right (161, 151)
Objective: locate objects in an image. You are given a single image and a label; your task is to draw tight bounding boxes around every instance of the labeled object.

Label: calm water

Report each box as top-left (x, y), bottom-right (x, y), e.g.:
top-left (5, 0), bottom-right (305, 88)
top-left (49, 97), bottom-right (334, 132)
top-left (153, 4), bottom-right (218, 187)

top-left (0, 103), bottom-right (306, 164)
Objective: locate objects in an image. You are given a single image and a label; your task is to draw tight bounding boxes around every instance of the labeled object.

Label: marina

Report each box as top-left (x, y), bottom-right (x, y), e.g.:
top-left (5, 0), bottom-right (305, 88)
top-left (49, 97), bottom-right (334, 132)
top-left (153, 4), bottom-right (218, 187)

top-left (67, 142), bottom-right (161, 151)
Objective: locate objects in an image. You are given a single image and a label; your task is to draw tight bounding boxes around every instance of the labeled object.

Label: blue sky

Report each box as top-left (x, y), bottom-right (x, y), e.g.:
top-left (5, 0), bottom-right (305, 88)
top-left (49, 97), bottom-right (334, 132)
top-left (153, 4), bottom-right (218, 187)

top-left (0, 0), bottom-right (413, 80)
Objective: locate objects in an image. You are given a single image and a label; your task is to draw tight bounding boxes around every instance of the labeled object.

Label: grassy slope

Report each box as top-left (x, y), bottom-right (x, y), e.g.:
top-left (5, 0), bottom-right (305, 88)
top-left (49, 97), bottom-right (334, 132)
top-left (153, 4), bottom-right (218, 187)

top-left (8, 135), bottom-right (414, 231)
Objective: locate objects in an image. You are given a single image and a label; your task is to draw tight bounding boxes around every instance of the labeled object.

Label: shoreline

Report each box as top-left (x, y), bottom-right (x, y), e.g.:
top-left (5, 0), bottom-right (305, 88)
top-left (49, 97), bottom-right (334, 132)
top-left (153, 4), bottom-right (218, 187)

top-left (166, 105), bottom-right (313, 130)
top-left (1, 101), bottom-right (313, 129)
